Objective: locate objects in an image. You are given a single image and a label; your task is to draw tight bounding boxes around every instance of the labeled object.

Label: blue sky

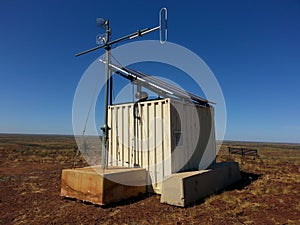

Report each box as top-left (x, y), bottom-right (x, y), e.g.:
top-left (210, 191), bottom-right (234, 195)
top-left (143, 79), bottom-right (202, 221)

top-left (0, 0), bottom-right (299, 143)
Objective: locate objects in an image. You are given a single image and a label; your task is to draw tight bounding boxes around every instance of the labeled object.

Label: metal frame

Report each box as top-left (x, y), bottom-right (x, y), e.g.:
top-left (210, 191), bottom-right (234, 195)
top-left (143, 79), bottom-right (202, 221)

top-left (76, 8), bottom-right (168, 169)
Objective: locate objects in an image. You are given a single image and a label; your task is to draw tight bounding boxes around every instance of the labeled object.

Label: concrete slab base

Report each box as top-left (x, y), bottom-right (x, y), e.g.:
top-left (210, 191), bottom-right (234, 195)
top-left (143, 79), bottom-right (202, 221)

top-left (61, 166), bottom-right (147, 205)
top-left (160, 162), bottom-right (241, 207)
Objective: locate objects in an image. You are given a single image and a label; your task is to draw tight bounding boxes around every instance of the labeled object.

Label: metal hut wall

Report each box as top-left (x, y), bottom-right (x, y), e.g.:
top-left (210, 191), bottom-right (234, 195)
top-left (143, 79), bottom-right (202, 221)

top-left (107, 98), bottom-right (216, 194)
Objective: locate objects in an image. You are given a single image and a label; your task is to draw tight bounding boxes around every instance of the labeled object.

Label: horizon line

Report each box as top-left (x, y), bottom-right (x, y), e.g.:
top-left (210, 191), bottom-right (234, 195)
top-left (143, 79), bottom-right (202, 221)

top-left (0, 132), bottom-right (299, 145)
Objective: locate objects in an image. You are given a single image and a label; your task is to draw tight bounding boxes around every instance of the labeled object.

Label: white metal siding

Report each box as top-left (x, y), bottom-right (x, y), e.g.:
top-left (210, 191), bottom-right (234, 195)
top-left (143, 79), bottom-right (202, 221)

top-left (108, 98), bottom-right (216, 194)
top-left (108, 99), bottom-right (172, 193)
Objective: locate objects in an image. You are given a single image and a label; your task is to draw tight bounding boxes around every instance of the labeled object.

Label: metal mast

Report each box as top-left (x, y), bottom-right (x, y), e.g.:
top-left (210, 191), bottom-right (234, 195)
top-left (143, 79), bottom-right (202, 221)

top-left (76, 8), bottom-right (168, 170)
top-left (102, 20), bottom-right (110, 170)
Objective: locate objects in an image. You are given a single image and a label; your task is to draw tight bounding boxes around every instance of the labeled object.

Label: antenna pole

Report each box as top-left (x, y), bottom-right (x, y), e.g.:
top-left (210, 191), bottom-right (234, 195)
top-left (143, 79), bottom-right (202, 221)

top-left (76, 8), bottom-right (168, 170)
top-left (101, 20), bottom-right (111, 170)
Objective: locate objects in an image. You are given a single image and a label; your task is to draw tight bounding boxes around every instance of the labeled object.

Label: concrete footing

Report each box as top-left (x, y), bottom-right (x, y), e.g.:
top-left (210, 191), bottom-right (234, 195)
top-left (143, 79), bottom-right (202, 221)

top-left (160, 162), bottom-right (241, 207)
top-left (61, 166), bottom-right (147, 205)
top-left (61, 162), bottom-right (240, 207)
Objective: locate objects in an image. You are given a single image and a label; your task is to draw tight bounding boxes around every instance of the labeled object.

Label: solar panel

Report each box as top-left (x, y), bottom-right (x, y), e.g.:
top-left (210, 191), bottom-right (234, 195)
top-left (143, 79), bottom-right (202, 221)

top-left (100, 60), bottom-right (215, 106)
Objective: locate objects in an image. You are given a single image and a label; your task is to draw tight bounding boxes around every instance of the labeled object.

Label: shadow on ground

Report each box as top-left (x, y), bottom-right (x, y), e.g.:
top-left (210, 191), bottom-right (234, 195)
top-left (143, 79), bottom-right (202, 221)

top-left (62, 193), bottom-right (152, 208)
top-left (226, 171), bottom-right (261, 191)
top-left (186, 171), bottom-right (262, 208)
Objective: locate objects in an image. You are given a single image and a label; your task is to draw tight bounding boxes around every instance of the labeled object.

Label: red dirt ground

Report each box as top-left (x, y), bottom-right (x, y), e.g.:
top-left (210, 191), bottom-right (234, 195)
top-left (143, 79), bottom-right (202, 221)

top-left (0, 135), bottom-right (299, 224)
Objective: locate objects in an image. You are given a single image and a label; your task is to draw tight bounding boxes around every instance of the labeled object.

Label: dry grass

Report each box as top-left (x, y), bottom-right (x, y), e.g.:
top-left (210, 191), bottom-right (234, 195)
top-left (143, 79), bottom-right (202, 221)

top-left (0, 135), bottom-right (299, 224)
top-left (213, 141), bottom-right (300, 224)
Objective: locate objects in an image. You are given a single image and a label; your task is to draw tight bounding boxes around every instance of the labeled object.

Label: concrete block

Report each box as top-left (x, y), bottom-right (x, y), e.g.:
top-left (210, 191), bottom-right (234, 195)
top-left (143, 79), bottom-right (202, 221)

top-left (61, 166), bottom-right (147, 205)
top-left (160, 162), bottom-right (241, 207)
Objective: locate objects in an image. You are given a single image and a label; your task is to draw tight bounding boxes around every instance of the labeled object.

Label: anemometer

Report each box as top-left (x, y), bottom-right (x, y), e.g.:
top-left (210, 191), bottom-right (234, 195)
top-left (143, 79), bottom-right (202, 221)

top-left (76, 7), bottom-right (168, 169)
top-left (76, 7), bottom-right (167, 56)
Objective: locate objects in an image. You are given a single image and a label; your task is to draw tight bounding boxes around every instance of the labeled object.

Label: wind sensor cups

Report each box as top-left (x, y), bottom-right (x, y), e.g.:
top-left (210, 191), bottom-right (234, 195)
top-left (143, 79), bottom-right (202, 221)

top-left (96, 34), bottom-right (106, 45)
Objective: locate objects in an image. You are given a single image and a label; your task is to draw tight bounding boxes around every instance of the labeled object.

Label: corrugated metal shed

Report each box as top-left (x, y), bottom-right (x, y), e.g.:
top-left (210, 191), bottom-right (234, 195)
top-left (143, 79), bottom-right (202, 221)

top-left (108, 98), bottom-right (216, 194)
